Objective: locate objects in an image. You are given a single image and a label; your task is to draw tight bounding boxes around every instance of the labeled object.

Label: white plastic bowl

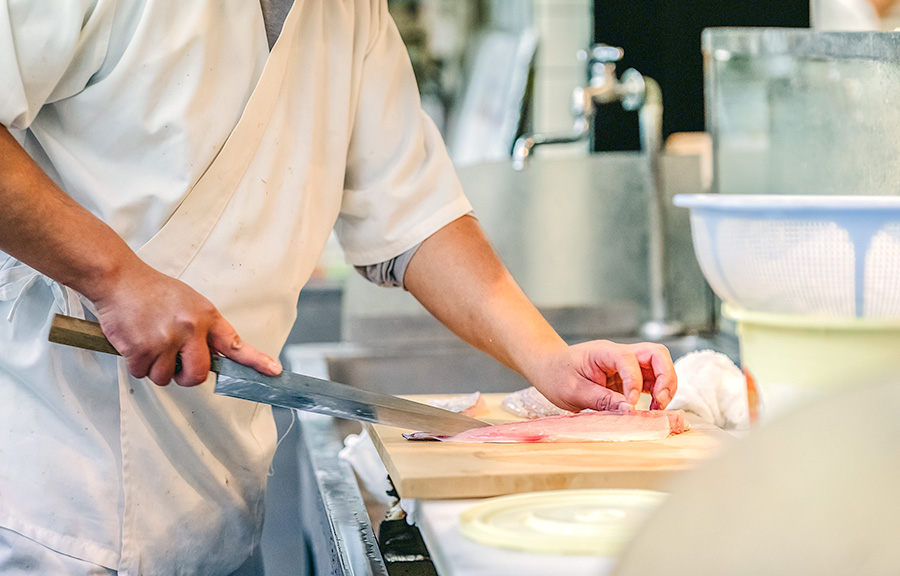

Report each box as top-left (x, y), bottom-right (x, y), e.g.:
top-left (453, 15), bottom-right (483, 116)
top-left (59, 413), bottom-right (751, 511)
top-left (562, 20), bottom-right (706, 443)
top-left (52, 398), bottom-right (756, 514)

top-left (673, 194), bottom-right (900, 318)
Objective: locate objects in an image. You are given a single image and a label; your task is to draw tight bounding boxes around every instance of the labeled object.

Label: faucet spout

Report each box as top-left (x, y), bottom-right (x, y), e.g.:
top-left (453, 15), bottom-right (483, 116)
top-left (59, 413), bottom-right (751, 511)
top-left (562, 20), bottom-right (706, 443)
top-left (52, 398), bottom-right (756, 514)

top-left (511, 116), bottom-right (590, 171)
top-left (510, 45), bottom-right (646, 171)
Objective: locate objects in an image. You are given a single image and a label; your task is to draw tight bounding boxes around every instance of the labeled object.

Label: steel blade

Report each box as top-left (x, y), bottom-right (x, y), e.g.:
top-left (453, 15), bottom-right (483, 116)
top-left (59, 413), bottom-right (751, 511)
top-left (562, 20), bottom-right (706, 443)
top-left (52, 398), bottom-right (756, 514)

top-left (211, 356), bottom-right (489, 436)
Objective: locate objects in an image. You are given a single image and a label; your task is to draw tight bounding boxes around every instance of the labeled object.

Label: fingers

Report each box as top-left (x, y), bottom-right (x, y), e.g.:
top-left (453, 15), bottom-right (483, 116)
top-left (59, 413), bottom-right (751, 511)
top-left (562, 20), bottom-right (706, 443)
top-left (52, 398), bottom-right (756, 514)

top-left (122, 343), bottom-right (182, 387)
top-left (123, 322), bottom-right (278, 387)
top-left (208, 318), bottom-right (282, 377)
top-left (548, 340), bottom-right (677, 413)
top-left (122, 321), bottom-right (279, 387)
top-left (653, 378), bottom-right (674, 409)
top-left (606, 351), bottom-right (644, 407)
top-left (148, 353), bottom-right (180, 387)
top-left (173, 338), bottom-right (213, 387)
top-left (118, 327), bottom-right (201, 387)
top-left (123, 351), bottom-right (154, 382)
top-left (585, 385), bottom-right (633, 412)
top-left (112, 327), bottom-right (177, 386)
top-left (152, 318), bottom-right (282, 386)
top-left (92, 266), bottom-right (279, 387)
top-left (631, 342), bottom-right (677, 409)
top-left (539, 376), bottom-right (633, 413)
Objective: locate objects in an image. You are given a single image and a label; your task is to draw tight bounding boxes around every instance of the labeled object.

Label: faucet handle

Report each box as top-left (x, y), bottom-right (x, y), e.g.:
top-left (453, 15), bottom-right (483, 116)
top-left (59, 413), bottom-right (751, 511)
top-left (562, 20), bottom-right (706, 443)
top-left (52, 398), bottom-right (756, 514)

top-left (619, 68), bottom-right (647, 111)
top-left (577, 44), bottom-right (625, 92)
top-left (583, 44), bottom-right (625, 64)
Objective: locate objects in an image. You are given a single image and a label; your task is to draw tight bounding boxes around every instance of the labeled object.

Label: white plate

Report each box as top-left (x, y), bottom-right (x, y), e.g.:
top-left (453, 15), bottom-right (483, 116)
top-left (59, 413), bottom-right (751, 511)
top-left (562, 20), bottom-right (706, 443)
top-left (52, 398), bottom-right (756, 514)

top-left (459, 489), bottom-right (667, 556)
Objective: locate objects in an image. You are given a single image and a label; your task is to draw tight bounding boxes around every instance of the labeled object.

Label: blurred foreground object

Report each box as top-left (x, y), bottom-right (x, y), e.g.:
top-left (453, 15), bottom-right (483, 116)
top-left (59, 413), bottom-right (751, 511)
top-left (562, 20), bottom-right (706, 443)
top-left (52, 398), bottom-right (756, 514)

top-left (612, 377), bottom-right (900, 576)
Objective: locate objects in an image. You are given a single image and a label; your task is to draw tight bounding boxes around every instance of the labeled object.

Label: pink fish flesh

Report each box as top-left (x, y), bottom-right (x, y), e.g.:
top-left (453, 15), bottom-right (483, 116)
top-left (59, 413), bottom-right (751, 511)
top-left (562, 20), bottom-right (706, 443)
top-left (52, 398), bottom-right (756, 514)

top-left (441, 410), bottom-right (688, 443)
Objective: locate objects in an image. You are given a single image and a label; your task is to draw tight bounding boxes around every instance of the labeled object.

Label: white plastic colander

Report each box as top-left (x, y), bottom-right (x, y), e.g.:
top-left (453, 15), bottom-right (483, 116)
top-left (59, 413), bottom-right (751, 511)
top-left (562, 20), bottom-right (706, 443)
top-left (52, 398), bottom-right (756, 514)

top-left (673, 194), bottom-right (900, 319)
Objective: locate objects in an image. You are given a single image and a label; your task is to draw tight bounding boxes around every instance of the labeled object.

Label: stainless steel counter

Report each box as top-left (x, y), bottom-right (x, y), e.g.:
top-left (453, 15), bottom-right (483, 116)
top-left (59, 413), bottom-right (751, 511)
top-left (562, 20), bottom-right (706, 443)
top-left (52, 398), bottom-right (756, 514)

top-left (258, 341), bottom-right (390, 576)
top-left (287, 411), bottom-right (389, 576)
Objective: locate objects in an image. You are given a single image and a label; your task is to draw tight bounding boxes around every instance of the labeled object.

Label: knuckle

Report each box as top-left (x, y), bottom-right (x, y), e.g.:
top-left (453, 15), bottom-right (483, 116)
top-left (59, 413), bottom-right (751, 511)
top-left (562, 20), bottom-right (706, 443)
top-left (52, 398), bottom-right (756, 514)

top-left (125, 356), bottom-right (149, 379)
top-left (148, 361), bottom-right (175, 387)
top-left (594, 394), bottom-right (614, 411)
top-left (648, 342), bottom-right (671, 357)
top-left (128, 366), bottom-right (148, 380)
top-left (175, 373), bottom-right (204, 387)
top-left (115, 338), bottom-right (142, 360)
top-left (173, 315), bottom-right (202, 337)
top-left (150, 373), bottom-right (172, 387)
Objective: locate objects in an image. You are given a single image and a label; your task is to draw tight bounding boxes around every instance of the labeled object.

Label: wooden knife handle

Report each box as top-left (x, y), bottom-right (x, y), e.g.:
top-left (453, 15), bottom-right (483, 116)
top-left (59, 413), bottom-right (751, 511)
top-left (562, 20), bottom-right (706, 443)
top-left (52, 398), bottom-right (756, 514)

top-left (49, 314), bottom-right (185, 373)
top-left (49, 314), bottom-right (119, 356)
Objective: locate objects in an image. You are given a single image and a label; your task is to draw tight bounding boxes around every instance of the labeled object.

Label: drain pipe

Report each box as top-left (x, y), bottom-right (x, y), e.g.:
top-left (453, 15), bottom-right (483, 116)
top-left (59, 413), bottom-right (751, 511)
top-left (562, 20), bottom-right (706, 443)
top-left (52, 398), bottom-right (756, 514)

top-left (636, 75), bottom-right (683, 340)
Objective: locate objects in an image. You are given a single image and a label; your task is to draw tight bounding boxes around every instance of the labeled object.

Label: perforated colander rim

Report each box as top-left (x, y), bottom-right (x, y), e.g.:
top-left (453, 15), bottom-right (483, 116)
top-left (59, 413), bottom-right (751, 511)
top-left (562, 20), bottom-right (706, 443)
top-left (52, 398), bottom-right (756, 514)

top-left (674, 194), bottom-right (900, 213)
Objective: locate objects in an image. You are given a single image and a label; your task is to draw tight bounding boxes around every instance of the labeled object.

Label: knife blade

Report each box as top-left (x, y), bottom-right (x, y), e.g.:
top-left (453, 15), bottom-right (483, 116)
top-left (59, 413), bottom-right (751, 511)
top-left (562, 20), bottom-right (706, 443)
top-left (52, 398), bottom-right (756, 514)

top-left (48, 314), bottom-right (490, 435)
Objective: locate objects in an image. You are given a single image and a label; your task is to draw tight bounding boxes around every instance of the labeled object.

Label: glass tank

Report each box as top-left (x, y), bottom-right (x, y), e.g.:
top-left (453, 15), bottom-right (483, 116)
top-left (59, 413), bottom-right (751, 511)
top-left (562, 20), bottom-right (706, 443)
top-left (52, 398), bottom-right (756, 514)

top-left (703, 28), bottom-right (900, 196)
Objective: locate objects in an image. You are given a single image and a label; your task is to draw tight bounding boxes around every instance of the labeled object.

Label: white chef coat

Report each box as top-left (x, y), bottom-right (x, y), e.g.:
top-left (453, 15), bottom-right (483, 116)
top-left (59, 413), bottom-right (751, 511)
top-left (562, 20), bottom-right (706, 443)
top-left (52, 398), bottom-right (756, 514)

top-left (0, 1), bottom-right (472, 574)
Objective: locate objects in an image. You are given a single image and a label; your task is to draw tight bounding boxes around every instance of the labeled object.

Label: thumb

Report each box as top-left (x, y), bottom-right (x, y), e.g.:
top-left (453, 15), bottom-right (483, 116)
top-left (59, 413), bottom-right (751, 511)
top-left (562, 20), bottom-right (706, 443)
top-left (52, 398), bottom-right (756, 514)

top-left (579, 383), bottom-right (634, 412)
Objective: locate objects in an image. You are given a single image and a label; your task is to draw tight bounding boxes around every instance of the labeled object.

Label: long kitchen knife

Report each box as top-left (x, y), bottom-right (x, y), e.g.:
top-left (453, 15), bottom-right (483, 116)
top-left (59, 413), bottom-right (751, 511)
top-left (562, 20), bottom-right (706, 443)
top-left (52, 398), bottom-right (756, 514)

top-left (48, 314), bottom-right (490, 435)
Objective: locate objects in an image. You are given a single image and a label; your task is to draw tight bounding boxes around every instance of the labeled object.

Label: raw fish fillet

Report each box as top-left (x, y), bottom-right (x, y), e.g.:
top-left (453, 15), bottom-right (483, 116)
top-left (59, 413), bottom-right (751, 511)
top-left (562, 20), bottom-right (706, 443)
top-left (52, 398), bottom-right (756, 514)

top-left (444, 409), bottom-right (688, 443)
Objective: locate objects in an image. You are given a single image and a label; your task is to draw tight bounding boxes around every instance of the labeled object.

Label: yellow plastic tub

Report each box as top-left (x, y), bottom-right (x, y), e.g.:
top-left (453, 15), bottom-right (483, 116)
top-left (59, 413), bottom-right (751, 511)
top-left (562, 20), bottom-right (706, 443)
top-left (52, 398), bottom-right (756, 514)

top-left (723, 304), bottom-right (900, 420)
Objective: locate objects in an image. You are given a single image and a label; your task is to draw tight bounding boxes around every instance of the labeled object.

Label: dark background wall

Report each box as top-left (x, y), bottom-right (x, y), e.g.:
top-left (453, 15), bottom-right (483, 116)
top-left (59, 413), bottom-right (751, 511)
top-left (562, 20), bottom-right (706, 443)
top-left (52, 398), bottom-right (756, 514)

top-left (590, 0), bottom-right (811, 150)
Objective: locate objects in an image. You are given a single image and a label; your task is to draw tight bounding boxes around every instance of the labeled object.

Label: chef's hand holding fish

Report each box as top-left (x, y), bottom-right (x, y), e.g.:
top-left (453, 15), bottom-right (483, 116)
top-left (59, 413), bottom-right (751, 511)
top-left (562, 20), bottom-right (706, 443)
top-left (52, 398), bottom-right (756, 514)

top-left (529, 339), bottom-right (676, 412)
top-left (404, 215), bottom-right (677, 412)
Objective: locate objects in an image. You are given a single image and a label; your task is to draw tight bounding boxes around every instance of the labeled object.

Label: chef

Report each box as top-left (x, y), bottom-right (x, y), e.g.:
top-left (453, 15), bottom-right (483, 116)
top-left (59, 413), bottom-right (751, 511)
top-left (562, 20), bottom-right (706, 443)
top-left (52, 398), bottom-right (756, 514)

top-left (0, 1), bottom-right (677, 574)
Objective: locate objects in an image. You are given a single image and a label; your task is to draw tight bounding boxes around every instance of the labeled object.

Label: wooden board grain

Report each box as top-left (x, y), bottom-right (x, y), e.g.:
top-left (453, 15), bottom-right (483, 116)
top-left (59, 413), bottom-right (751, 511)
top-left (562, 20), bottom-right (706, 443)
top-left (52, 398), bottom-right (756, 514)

top-left (367, 393), bottom-right (735, 500)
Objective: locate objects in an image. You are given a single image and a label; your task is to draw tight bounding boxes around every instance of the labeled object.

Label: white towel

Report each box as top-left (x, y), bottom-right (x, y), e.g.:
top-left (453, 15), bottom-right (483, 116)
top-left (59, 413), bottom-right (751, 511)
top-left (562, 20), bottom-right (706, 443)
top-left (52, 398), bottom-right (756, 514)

top-left (669, 349), bottom-right (750, 430)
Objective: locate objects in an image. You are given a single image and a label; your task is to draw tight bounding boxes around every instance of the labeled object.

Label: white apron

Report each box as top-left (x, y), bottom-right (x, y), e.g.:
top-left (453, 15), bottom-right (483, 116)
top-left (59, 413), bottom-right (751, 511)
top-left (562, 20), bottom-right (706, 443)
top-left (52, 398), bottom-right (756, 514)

top-left (114, 4), bottom-right (341, 573)
top-left (1, 1), bottom-right (470, 574)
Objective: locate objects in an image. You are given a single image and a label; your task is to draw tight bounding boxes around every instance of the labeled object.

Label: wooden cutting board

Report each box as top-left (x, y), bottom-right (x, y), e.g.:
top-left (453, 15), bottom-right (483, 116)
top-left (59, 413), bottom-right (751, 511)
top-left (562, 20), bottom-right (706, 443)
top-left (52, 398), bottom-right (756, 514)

top-left (366, 393), bottom-right (735, 500)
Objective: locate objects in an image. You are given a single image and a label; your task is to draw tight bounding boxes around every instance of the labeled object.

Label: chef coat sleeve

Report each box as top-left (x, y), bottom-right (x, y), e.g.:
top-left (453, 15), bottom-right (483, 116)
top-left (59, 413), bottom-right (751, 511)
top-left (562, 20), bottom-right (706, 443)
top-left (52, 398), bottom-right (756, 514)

top-left (0, 1), bottom-right (114, 129)
top-left (334, 0), bottom-right (474, 266)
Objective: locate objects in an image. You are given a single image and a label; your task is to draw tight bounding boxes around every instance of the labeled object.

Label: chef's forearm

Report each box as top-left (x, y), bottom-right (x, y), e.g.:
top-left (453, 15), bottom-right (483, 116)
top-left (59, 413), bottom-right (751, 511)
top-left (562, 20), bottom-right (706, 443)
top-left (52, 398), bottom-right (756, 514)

top-left (0, 125), bottom-right (139, 302)
top-left (404, 215), bottom-right (567, 381)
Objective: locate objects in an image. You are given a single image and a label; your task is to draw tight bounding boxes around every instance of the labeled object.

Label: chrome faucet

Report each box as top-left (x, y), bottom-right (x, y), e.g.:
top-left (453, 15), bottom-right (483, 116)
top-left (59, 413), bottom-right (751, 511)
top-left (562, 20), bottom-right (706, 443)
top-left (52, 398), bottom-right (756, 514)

top-left (511, 45), bottom-right (645, 171)
top-left (512, 43), bottom-right (683, 340)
